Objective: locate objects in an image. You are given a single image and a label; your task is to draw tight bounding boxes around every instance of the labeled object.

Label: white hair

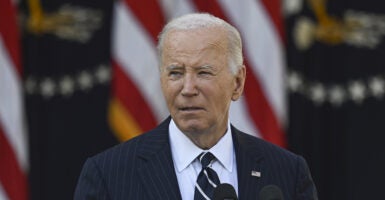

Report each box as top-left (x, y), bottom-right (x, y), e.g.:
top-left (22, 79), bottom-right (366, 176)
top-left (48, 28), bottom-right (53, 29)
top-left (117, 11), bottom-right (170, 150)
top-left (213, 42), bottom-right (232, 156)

top-left (157, 13), bottom-right (243, 74)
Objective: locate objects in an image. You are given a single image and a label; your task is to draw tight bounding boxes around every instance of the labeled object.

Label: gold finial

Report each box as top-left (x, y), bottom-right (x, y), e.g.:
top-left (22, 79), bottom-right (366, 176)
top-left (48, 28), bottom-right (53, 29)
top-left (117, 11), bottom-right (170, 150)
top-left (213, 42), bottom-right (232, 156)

top-left (308, 0), bottom-right (344, 44)
top-left (27, 0), bottom-right (44, 33)
top-left (25, 1), bottom-right (103, 42)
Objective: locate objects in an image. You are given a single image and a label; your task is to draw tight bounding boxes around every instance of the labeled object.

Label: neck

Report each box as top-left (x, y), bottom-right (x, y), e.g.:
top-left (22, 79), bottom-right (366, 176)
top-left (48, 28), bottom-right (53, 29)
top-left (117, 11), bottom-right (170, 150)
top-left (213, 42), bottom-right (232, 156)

top-left (185, 127), bottom-right (227, 149)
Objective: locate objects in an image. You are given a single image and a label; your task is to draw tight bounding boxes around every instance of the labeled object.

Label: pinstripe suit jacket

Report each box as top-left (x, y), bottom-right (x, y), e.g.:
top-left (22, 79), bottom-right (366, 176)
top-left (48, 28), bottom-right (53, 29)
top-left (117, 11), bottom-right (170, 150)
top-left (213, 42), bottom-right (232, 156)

top-left (74, 118), bottom-right (318, 199)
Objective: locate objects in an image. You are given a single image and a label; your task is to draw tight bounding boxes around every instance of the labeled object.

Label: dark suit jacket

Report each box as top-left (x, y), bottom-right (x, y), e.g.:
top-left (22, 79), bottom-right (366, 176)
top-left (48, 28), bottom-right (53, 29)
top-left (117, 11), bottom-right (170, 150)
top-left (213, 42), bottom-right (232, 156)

top-left (74, 118), bottom-right (318, 199)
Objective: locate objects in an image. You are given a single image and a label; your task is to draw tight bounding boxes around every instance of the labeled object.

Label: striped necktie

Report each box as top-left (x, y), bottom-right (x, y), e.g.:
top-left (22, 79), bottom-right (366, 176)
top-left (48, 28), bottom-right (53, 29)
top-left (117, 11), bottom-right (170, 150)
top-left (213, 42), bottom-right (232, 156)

top-left (194, 152), bottom-right (221, 200)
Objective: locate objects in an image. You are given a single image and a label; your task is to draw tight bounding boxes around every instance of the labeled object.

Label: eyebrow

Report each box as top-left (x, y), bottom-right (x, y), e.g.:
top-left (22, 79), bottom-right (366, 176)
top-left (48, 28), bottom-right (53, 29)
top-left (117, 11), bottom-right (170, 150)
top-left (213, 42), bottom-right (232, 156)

top-left (165, 65), bottom-right (184, 71)
top-left (165, 64), bottom-right (213, 71)
top-left (197, 65), bottom-right (213, 70)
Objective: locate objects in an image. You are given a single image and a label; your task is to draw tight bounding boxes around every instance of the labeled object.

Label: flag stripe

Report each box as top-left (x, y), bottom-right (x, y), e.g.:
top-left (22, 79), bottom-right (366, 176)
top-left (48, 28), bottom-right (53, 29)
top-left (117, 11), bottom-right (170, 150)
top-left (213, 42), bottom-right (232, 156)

top-left (0, 37), bottom-right (28, 171)
top-left (0, 0), bottom-right (21, 74)
top-left (0, 185), bottom-right (7, 200)
top-left (123, 0), bottom-right (165, 42)
top-left (0, 0), bottom-right (28, 199)
top-left (108, 98), bottom-right (143, 141)
top-left (110, 0), bottom-right (167, 140)
top-left (111, 61), bottom-right (157, 135)
top-left (0, 126), bottom-right (28, 200)
top-left (192, 0), bottom-right (286, 146)
top-left (220, 0), bottom-right (286, 123)
top-left (260, 0), bottom-right (285, 42)
top-left (112, 2), bottom-right (167, 122)
top-left (229, 0), bottom-right (286, 145)
top-left (243, 73), bottom-right (286, 145)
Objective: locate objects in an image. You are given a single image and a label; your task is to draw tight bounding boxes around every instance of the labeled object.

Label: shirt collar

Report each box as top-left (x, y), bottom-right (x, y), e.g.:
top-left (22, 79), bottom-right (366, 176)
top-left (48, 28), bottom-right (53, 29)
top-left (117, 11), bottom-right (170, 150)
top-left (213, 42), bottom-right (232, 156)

top-left (169, 119), bottom-right (234, 173)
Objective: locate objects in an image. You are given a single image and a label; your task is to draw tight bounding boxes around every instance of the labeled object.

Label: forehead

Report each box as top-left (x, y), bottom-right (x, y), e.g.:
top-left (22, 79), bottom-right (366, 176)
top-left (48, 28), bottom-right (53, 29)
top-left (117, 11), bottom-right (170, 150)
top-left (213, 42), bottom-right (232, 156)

top-left (161, 27), bottom-right (228, 66)
top-left (163, 27), bottom-right (228, 54)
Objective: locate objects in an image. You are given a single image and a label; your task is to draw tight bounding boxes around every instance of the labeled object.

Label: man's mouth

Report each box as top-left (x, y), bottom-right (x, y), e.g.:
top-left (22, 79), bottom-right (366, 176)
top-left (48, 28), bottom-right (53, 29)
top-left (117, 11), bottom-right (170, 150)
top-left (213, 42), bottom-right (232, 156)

top-left (179, 107), bottom-right (203, 111)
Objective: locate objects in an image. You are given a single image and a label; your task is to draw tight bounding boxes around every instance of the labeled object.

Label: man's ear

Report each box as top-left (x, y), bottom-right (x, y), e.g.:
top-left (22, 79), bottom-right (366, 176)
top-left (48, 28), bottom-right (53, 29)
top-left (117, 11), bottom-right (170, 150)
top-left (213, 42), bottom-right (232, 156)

top-left (231, 65), bottom-right (246, 101)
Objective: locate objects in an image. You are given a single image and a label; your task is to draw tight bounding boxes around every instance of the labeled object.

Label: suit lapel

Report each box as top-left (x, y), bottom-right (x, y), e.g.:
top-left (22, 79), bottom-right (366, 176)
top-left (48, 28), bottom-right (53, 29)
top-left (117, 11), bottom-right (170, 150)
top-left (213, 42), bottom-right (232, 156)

top-left (136, 118), bottom-right (182, 200)
top-left (232, 126), bottom-right (264, 200)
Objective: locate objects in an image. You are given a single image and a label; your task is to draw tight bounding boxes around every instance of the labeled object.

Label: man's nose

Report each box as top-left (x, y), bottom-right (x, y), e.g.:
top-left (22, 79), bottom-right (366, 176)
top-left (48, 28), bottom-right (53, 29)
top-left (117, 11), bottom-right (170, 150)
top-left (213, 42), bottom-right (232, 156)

top-left (181, 74), bottom-right (198, 96)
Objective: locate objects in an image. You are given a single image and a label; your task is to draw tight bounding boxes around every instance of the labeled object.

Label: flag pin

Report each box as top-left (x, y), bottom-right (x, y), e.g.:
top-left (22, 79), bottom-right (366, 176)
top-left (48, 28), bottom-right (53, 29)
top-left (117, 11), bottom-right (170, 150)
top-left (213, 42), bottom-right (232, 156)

top-left (251, 170), bottom-right (261, 177)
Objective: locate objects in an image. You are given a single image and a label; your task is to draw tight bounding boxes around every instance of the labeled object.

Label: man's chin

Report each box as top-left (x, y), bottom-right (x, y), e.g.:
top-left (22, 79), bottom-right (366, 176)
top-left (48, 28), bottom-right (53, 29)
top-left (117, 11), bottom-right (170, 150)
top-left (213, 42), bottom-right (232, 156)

top-left (176, 121), bottom-right (207, 135)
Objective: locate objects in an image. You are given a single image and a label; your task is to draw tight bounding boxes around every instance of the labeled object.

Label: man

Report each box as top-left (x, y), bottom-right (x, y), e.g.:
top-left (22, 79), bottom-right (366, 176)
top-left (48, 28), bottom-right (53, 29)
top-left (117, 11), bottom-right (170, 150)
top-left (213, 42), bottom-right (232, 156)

top-left (74, 13), bottom-right (318, 200)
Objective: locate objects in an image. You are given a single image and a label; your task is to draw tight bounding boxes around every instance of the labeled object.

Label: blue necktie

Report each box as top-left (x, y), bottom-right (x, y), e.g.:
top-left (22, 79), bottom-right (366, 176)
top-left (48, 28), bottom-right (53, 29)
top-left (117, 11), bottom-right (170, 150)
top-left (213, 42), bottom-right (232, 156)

top-left (194, 152), bottom-right (221, 200)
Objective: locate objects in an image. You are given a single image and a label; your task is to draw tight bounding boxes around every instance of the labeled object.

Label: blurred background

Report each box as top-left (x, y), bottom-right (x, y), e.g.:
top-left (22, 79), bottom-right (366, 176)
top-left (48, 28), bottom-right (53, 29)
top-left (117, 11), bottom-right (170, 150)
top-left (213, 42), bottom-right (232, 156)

top-left (1, 0), bottom-right (385, 199)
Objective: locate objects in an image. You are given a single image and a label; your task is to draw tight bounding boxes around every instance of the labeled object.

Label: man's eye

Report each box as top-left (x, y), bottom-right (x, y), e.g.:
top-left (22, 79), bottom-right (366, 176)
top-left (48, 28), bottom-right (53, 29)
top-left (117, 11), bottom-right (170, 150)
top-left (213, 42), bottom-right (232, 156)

top-left (198, 71), bottom-right (212, 76)
top-left (169, 71), bottom-right (182, 76)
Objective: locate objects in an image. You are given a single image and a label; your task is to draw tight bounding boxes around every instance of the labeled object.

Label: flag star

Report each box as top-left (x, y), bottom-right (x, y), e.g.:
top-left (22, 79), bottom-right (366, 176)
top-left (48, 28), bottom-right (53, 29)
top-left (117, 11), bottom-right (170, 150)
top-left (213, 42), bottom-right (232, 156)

top-left (348, 81), bottom-right (366, 104)
top-left (309, 83), bottom-right (326, 105)
top-left (328, 85), bottom-right (346, 106)
top-left (369, 76), bottom-right (385, 99)
top-left (40, 78), bottom-right (56, 98)
top-left (95, 64), bottom-right (111, 84)
top-left (59, 76), bottom-right (75, 97)
top-left (78, 71), bottom-right (93, 91)
top-left (25, 76), bottom-right (37, 95)
top-left (287, 71), bottom-right (304, 93)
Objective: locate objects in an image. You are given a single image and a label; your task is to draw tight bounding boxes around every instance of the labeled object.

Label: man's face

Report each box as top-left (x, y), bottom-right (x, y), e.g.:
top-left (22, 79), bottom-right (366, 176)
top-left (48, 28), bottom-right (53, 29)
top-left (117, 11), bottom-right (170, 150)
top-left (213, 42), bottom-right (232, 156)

top-left (160, 27), bottom-right (245, 139)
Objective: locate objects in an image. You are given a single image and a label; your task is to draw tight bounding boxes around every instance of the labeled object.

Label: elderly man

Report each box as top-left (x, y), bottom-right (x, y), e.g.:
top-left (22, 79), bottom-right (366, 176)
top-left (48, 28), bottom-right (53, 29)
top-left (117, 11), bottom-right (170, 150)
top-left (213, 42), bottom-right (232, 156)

top-left (74, 13), bottom-right (318, 200)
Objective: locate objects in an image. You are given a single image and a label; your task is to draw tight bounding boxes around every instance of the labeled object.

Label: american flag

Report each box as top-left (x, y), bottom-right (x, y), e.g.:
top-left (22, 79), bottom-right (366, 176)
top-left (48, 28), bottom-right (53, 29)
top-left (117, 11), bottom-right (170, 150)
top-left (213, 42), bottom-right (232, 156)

top-left (0, 0), bottom-right (28, 199)
top-left (109, 0), bottom-right (287, 147)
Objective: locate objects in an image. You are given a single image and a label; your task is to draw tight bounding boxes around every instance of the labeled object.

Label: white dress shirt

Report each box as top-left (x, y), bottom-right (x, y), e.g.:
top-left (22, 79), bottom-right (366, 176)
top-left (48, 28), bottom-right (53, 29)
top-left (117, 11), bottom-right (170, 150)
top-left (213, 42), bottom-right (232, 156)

top-left (169, 119), bottom-right (238, 200)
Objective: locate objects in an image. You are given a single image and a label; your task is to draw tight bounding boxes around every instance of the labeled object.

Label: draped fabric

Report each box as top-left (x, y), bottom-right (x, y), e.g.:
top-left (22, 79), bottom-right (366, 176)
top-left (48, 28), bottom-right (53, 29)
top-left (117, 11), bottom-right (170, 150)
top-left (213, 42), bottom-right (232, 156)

top-left (0, 0), bottom-right (28, 199)
top-left (19, 0), bottom-right (118, 199)
top-left (285, 0), bottom-right (385, 199)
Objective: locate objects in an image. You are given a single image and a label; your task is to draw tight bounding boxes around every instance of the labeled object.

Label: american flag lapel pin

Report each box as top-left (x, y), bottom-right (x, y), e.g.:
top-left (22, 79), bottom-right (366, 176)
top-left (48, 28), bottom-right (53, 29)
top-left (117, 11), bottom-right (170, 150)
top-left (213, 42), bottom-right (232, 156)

top-left (251, 170), bottom-right (261, 177)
